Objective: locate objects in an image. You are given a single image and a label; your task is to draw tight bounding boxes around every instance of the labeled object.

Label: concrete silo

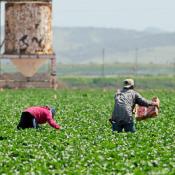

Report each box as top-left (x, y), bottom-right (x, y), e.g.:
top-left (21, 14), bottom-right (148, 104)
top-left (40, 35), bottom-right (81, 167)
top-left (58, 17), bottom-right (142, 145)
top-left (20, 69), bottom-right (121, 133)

top-left (0, 0), bottom-right (56, 88)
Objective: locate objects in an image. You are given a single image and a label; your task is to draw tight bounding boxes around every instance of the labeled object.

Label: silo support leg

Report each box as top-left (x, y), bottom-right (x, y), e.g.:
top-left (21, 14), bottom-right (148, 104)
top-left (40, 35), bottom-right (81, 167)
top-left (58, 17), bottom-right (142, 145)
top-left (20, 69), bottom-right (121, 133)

top-left (50, 57), bottom-right (57, 89)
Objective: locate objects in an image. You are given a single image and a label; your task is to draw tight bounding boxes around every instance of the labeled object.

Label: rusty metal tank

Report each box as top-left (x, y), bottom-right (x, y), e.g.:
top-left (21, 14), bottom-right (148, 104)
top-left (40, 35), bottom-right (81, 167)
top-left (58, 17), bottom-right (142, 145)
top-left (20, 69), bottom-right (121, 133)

top-left (5, 1), bottom-right (53, 55)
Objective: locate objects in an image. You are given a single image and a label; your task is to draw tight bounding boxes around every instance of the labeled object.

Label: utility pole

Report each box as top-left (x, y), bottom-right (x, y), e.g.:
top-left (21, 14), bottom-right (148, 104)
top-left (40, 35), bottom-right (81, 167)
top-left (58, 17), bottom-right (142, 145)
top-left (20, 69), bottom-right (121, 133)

top-left (0, 1), bottom-right (1, 52)
top-left (0, 1), bottom-right (2, 76)
top-left (174, 58), bottom-right (175, 76)
top-left (134, 48), bottom-right (138, 76)
top-left (102, 48), bottom-right (105, 77)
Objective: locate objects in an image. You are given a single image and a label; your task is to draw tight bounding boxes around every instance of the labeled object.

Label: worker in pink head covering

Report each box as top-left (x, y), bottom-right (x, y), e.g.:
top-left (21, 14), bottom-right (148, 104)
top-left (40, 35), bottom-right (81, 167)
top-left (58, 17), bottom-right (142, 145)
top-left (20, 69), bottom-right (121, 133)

top-left (17, 106), bottom-right (61, 130)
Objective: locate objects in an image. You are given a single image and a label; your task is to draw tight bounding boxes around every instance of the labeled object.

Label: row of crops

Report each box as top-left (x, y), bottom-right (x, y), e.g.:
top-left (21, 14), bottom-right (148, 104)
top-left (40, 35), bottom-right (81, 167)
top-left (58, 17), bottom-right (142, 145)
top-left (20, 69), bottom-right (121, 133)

top-left (0, 88), bottom-right (175, 174)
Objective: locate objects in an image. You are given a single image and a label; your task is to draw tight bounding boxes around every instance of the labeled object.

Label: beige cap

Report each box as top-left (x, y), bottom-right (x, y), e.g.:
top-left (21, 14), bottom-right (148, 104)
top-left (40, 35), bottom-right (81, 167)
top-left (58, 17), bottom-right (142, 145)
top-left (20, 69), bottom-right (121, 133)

top-left (123, 79), bottom-right (134, 88)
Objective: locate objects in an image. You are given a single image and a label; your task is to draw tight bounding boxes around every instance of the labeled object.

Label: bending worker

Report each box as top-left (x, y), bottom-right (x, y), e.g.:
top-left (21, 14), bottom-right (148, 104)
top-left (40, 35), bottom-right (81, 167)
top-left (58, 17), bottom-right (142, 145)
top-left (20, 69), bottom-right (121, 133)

top-left (111, 79), bottom-right (158, 133)
top-left (17, 106), bottom-right (61, 130)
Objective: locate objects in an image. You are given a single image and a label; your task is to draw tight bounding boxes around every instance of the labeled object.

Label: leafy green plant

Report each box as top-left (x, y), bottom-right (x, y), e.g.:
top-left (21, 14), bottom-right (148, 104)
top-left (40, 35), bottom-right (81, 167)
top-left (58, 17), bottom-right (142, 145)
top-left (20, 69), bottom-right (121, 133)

top-left (0, 89), bottom-right (174, 174)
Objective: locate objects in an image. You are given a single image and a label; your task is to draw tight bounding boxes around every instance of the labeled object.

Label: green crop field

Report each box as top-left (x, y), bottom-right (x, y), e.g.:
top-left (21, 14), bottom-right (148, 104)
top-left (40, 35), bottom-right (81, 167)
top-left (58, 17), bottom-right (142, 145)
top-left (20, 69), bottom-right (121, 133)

top-left (0, 88), bottom-right (175, 174)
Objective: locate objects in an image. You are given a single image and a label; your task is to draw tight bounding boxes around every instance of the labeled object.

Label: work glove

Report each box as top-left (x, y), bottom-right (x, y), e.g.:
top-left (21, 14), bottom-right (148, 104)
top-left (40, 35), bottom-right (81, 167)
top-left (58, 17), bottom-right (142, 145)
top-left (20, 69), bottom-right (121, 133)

top-left (151, 101), bottom-right (159, 109)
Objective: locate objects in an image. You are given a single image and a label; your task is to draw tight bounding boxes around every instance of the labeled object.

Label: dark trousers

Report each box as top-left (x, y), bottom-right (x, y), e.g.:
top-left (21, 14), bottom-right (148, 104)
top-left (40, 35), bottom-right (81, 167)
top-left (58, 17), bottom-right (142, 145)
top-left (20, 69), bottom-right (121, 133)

top-left (17, 112), bottom-right (38, 129)
top-left (112, 121), bottom-right (136, 133)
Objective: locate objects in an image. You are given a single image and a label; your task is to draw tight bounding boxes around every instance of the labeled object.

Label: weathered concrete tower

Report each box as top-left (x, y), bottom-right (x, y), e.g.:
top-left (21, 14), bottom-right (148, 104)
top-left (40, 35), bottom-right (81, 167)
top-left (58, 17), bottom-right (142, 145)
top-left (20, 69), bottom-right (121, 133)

top-left (0, 0), bottom-right (57, 88)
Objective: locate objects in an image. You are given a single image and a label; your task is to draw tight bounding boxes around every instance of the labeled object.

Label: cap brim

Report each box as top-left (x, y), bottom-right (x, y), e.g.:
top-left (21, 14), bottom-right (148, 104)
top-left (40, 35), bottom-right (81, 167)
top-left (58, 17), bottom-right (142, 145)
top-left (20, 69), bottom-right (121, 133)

top-left (124, 85), bottom-right (132, 88)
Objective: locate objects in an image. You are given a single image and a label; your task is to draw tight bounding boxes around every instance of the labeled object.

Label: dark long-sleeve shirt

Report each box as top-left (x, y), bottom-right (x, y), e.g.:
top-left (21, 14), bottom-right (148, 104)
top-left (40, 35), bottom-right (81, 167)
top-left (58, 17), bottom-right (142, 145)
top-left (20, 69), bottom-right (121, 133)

top-left (112, 88), bottom-right (152, 123)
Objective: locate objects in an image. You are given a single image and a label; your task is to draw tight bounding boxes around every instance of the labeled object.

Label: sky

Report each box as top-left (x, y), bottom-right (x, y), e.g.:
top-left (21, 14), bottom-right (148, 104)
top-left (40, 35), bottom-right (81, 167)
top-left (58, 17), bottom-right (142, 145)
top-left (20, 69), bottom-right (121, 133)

top-left (0, 0), bottom-right (175, 31)
top-left (53, 0), bottom-right (175, 31)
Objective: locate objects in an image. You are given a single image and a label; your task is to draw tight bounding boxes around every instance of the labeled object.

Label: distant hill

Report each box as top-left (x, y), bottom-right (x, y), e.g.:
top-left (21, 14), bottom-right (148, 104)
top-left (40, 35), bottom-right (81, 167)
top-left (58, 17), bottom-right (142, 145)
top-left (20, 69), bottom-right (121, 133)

top-left (53, 27), bottom-right (175, 64)
top-left (1, 27), bottom-right (175, 64)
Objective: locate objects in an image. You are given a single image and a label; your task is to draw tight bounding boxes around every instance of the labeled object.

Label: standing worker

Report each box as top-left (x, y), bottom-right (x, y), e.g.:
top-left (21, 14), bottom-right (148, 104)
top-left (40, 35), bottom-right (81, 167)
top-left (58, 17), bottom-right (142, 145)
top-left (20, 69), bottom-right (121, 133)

top-left (17, 106), bottom-right (61, 130)
top-left (110, 79), bottom-right (158, 133)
